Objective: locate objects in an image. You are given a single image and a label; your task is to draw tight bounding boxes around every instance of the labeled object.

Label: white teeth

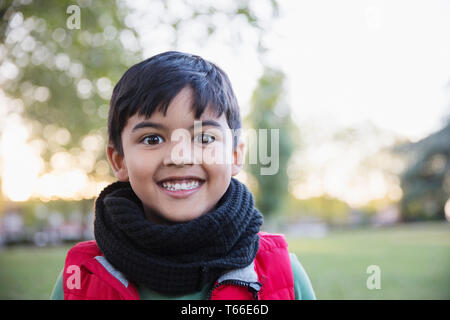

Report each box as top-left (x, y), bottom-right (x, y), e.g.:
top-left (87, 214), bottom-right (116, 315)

top-left (161, 180), bottom-right (201, 191)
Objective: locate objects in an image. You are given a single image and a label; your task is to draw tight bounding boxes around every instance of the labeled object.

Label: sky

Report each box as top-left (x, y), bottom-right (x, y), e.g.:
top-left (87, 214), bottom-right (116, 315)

top-left (268, 0), bottom-right (450, 142)
top-left (131, 0), bottom-right (450, 142)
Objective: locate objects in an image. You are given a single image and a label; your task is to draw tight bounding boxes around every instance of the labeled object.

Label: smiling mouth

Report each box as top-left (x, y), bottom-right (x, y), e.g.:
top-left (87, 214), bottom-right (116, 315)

top-left (156, 177), bottom-right (205, 197)
top-left (159, 179), bottom-right (203, 191)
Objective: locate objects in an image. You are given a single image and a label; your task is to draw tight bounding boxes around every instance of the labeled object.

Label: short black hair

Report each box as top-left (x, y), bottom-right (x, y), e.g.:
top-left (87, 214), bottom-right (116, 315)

top-left (108, 51), bottom-right (242, 156)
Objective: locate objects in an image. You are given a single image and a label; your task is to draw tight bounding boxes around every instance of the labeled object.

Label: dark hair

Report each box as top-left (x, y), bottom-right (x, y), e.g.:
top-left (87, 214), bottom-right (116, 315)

top-left (108, 51), bottom-right (242, 156)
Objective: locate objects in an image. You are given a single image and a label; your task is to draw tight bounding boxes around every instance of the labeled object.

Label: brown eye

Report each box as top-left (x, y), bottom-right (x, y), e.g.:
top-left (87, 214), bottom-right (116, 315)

top-left (142, 134), bottom-right (164, 145)
top-left (195, 133), bottom-right (215, 145)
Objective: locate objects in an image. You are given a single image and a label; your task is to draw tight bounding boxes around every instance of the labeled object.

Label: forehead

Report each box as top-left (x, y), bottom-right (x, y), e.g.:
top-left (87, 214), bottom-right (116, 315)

top-left (123, 87), bottom-right (228, 132)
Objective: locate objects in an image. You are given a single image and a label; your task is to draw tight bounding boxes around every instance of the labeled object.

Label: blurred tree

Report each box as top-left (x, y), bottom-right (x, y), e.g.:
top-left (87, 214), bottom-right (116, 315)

top-left (0, 0), bottom-right (142, 181)
top-left (396, 120), bottom-right (450, 221)
top-left (0, 0), bottom-right (279, 191)
top-left (285, 194), bottom-right (350, 225)
top-left (244, 67), bottom-right (297, 217)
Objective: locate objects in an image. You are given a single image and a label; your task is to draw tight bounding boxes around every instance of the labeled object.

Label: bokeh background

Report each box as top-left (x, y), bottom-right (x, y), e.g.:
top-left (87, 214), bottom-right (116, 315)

top-left (0, 0), bottom-right (449, 299)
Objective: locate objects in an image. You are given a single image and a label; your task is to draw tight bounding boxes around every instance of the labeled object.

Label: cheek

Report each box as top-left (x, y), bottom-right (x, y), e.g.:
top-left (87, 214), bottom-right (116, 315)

top-left (203, 162), bottom-right (232, 183)
top-left (127, 154), bottom-right (159, 179)
top-left (201, 145), bottom-right (233, 179)
top-left (200, 142), bottom-right (232, 167)
top-left (205, 165), bottom-right (231, 202)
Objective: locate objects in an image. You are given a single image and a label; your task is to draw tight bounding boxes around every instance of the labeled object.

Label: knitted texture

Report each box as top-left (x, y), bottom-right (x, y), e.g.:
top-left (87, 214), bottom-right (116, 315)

top-left (94, 177), bottom-right (263, 295)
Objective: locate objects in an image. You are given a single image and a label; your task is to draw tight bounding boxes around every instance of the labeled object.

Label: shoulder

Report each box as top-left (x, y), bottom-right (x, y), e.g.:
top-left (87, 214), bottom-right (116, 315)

top-left (256, 232), bottom-right (316, 300)
top-left (257, 231), bottom-right (288, 250)
top-left (255, 232), bottom-right (295, 299)
top-left (67, 240), bottom-right (101, 255)
top-left (62, 240), bottom-right (134, 300)
top-left (50, 269), bottom-right (64, 300)
top-left (65, 240), bottom-right (102, 264)
top-left (51, 241), bottom-right (100, 300)
top-left (289, 253), bottom-right (316, 300)
top-left (255, 232), bottom-right (290, 270)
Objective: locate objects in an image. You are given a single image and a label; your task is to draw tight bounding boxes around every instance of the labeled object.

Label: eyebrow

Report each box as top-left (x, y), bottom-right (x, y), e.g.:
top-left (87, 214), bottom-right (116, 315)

top-left (131, 121), bottom-right (166, 133)
top-left (190, 120), bottom-right (223, 131)
top-left (131, 120), bottom-right (224, 133)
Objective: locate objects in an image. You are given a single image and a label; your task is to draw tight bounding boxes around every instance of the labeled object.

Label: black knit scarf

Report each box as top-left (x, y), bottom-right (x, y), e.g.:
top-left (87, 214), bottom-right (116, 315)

top-left (94, 177), bottom-right (263, 295)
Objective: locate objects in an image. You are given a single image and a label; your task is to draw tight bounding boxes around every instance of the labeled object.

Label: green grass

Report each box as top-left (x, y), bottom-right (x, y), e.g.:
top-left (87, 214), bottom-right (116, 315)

top-left (288, 221), bottom-right (450, 299)
top-left (0, 221), bottom-right (449, 299)
top-left (0, 244), bottom-right (71, 299)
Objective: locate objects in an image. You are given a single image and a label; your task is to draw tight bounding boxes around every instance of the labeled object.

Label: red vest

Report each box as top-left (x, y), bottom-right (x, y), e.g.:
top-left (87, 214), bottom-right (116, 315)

top-left (63, 232), bottom-right (294, 300)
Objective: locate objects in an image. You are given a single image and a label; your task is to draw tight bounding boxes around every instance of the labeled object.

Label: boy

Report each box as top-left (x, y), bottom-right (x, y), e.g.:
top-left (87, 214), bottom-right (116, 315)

top-left (51, 51), bottom-right (315, 300)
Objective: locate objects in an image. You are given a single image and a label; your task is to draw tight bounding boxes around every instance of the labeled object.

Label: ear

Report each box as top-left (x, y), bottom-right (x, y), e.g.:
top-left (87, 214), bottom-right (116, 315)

top-left (231, 138), bottom-right (246, 176)
top-left (106, 143), bottom-right (129, 181)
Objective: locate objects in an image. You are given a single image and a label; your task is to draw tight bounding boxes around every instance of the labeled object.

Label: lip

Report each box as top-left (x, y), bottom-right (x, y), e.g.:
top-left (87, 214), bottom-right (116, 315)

top-left (157, 180), bottom-right (205, 199)
top-left (157, 176), bottom-right (205, 184)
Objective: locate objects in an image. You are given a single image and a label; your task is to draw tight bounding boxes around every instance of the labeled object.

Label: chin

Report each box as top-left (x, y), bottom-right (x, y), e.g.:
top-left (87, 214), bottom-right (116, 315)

top-left (165, 210), bottom-right (206, 223)
top-left (175, 214), bottom-right (203, 223)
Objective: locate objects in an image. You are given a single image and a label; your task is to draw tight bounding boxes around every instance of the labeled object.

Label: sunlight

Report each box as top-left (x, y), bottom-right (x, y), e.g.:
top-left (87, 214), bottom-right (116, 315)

top-left (0, 114), bottom-right (112, 202)
top-left (445, 199), bottom-right (450, 222)
top-left (292, 168), bottom-right (399, 208)
top-left (0, 114), bottom-right (42, 201)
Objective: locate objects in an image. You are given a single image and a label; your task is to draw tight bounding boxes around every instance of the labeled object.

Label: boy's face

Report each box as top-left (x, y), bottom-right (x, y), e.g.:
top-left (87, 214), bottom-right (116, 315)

top-left (107, 87), bottom-right (245, 224)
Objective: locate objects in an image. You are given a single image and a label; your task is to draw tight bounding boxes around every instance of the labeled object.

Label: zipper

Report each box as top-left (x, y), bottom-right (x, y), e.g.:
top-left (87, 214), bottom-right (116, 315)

top-left (206, 280), bottom-right (261, 300)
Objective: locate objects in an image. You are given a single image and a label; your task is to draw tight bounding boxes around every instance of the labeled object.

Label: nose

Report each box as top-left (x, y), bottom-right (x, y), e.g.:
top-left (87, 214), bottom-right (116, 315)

top-left (163, 129), bottom-right (197, 167)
